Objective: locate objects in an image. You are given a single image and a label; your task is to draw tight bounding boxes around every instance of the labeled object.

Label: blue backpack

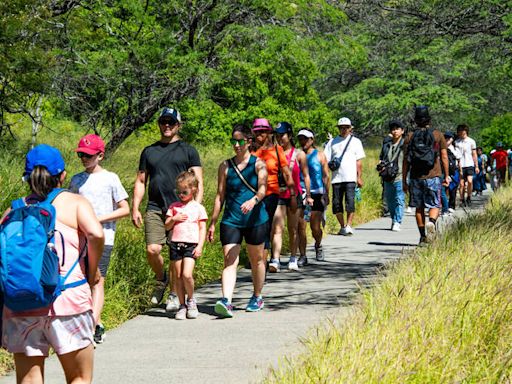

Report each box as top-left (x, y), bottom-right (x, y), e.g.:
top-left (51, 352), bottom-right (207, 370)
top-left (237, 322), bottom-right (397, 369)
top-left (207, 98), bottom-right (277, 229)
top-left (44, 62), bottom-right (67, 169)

top-left (0, 188), bottom-right (87, 311)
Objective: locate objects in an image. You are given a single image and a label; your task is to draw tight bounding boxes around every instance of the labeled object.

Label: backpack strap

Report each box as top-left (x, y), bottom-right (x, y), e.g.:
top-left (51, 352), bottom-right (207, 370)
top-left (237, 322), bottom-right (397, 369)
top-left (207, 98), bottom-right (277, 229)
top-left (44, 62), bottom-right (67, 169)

top-left (56, 240), bottom-right (88, 295)
top-left (228, 157), bottom-right (258, 195)
top-left (45, 188), bottom-right (66, 204)
top-left (11, 198), bottom-right (26, 210)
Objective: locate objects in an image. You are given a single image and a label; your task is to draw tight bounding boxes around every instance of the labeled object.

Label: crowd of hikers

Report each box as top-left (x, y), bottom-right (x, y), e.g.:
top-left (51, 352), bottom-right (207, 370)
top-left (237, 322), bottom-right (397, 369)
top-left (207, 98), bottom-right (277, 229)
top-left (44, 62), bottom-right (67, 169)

top-left (0, 105), bottom-right (509, 382)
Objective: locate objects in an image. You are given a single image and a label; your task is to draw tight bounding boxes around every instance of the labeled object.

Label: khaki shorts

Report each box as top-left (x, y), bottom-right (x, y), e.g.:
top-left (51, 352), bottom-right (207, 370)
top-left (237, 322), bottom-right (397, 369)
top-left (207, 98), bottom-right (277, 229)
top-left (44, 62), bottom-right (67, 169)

top-left (2, 310), bottom-right (94, 357)
top-left (144, 210), bottom-right (168, 245)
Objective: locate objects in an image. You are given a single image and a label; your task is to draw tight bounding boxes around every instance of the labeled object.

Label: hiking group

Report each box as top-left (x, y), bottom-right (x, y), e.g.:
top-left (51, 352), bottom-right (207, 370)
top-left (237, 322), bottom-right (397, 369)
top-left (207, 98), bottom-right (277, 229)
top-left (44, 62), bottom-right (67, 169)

top-left (0, 105), bottom-right (505, 383)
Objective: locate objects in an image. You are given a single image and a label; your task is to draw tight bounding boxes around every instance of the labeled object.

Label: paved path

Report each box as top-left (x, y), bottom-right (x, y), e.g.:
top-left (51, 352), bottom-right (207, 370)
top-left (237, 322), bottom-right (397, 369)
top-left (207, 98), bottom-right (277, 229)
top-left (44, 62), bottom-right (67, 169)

top-left (0, 192), bottom-right (489, 383)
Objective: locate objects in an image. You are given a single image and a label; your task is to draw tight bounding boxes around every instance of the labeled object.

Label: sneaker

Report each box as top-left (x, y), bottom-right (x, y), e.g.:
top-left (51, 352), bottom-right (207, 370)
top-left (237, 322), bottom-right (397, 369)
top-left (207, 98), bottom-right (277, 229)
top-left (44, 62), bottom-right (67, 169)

top-left (460, 199), bottom-right (466, 207)
top-left (214, 298), bottom-right (234, 318)
top-left (315, 245), bottom-right (325, 261)
top-left (268, 259), bottom-right (281, 273)
top-left (93, 324), bottom-right (106, 344)
top-left (418, 236), bottom-right (428, 246)
top-left (466, 199), bottom-right (472, 207)
top-left (425, 221), bottom-right (436, 243)
top-left (406, 206), bottom-right (413, 213)
top-left (344, 225), bottom-right (354, 236)
top-left (448, 208), bottom-right (455, 213)
top-left (175, 304), bottom-right (187, 320)
top-left (288, 259), bottom-right (299, 271)
top-left (337, 227), bottom-right (347, 236)
top-left (297, 256), bottom-right (308, 267)
top-left (391, 223), bottom-right (401, 232)
top-left (150, 275), bottom-right (168, 305)
top-left (246, 295), bottom-right (264, 312)
top-left (186, 298), bottom-right (199, 319)
top-left (165, 293), bottom-right (180, 312)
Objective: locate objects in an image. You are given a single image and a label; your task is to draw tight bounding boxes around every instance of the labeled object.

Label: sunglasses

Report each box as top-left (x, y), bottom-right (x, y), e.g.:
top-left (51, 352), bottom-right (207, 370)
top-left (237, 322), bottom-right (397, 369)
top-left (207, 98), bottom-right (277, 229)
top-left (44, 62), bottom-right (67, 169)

top-left (230, 138), bottom-right (246, 146)
top-left (159, 119), bottom-right (177, 126)
top-left (175, 189), bottom-right (192, 196)
top-left (77, 152), bottom-right (95, 159)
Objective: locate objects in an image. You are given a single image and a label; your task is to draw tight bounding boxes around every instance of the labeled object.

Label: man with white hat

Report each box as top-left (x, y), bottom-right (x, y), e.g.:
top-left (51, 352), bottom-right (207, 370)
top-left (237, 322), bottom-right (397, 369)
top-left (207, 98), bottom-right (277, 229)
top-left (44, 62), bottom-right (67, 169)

top-left (324, 117), bottom-right (365, 236)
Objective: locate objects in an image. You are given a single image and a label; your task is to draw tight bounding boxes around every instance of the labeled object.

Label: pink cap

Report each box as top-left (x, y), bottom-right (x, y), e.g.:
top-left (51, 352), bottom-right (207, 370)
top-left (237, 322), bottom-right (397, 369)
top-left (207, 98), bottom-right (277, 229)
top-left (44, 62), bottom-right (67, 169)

top-left (75, 134), bottom-right (105, 155)
top-left (252, 118), bottom-right (272, 131)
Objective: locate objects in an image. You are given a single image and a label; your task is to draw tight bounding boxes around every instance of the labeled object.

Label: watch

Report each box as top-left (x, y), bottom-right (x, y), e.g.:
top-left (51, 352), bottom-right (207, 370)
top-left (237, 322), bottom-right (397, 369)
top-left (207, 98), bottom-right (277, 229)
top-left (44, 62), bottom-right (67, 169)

top-left (254, 196), bottom-right (260, 204)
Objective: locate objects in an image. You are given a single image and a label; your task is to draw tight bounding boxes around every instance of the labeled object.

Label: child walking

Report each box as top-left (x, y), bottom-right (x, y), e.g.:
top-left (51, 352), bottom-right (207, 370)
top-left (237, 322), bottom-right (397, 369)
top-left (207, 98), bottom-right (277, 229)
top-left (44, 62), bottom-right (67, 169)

top-left (70, 134), bottom-right (130, 343)
top-left (165, 171), bottom-right (207, 320)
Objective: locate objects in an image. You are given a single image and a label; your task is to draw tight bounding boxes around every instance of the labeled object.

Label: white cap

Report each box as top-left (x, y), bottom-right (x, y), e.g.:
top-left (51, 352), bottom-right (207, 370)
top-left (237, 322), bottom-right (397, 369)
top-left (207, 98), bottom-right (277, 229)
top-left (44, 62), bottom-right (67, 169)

top-left (337, 117), bottom-right (352, 126)
top-left (297, 129), bottom-right (314, 138)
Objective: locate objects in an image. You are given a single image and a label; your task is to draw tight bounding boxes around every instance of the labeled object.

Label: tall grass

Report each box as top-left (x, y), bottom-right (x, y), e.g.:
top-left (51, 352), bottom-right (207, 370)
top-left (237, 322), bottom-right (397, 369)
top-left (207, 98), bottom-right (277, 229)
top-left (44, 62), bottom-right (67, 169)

top-left (265, 186), bottom-right (512, 383)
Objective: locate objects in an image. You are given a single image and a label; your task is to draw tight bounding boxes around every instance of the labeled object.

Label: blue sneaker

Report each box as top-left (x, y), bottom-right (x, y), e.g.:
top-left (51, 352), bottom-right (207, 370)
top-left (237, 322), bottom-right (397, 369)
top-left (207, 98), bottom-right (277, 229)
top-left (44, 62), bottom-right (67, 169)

top-left (245, 295), bottom-right (264, 312)
top-left (214, 298), bottom-right (233, 318)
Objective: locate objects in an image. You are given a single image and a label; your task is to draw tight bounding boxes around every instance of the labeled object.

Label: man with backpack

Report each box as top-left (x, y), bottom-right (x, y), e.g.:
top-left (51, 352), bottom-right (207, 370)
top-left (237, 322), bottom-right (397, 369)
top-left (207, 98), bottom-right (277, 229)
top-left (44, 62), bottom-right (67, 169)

top-left (403, 106), bottom-right (449, 245)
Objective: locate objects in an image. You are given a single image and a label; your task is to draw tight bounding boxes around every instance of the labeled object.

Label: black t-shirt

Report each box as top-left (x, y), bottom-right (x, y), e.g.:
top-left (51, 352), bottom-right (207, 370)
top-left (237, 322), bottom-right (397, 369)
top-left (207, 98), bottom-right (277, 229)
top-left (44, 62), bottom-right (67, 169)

top-left (138, 140), bottom-right (201, 212)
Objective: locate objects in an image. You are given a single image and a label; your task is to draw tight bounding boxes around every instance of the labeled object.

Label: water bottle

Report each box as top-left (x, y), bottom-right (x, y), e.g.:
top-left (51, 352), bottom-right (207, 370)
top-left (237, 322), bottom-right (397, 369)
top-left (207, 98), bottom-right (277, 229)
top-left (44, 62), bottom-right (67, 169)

top-left (304, 204), bottom-right (311, 222)
top-left (355, 187), bottom-right (362, 202)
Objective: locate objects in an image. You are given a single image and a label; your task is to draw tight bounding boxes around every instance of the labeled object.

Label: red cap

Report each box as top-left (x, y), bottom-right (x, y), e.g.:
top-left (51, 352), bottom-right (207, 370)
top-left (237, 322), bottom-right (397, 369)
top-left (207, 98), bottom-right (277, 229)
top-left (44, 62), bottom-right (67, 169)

top-left (75, 134), bottom-right (105, 155)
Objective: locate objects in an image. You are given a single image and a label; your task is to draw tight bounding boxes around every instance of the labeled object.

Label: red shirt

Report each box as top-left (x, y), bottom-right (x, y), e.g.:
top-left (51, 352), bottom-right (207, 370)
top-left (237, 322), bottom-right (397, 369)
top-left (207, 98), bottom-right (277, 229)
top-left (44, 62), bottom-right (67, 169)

top-left (492, 150), bottom-right (508, 170)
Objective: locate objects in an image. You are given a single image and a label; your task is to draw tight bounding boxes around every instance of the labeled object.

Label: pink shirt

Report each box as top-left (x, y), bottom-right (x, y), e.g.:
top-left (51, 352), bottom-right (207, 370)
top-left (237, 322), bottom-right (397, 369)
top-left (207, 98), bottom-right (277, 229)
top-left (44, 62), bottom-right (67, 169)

top-left (166, 201), bottom-right (208, 243)
top-left (5, 220), bottom-right (92, 318)
top-left (280, 147), bottom-right (303, 199)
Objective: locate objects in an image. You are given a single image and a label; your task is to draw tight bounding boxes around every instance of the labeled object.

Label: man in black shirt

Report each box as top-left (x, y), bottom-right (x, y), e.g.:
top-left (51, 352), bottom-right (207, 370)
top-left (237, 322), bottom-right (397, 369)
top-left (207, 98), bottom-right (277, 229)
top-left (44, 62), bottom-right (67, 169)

top-left (132, 107), bottom-right (203, 310)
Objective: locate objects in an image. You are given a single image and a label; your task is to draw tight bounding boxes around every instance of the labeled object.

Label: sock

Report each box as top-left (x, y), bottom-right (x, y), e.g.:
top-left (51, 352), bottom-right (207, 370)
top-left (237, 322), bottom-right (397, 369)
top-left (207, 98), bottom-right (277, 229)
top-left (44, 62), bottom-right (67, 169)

top-left (429, 218), bottom-right (437, 225)
top-left (419, 226), bottom-right (426, 237)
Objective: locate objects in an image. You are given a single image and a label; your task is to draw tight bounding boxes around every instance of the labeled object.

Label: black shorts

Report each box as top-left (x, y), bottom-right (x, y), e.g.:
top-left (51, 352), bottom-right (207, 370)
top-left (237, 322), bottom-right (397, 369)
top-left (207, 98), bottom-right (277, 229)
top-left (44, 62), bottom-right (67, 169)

top-left (462, 166), bottom-right (475, 180)
top-left (277, 195), bottom-right (304, 209)
top-left (169, 242), bottom-right (197, 261)
top-left (311, 193), bottom-right (325, 212)
top-left (98, 245), bottom-right (114, 277)
top-left (332, 182), bottom-right (356, 214)
top-left (220, 222), bottom-right (268, 246)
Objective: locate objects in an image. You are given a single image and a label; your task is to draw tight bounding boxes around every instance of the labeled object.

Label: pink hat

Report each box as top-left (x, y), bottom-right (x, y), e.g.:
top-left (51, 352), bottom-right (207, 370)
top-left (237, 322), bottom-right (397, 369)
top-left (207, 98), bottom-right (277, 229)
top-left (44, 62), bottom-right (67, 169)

top-left (75, 134), bottom-right (105, 155)
top-left (252, 118), bottom-right (272, 131)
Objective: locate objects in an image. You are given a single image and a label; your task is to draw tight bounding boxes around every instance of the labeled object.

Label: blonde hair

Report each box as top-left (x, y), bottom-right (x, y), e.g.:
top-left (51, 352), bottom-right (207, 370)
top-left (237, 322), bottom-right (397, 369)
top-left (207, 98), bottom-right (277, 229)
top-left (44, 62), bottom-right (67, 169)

top-left (176, 171), bottom-right (198, 195)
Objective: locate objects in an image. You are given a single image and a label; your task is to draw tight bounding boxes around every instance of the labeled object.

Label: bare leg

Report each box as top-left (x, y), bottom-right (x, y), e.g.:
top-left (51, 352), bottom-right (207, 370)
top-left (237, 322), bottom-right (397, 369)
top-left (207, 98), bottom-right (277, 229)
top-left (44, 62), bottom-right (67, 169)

top-left (335, 212), bottom-right (345, 229)
top-left (14, 354), bottom-right (45, 384)
top-left (221, 244), bottom-right (241, 302)
top-left (172, 260), bottom-right (185, 305)
top-left (58, 344), bottom-right (94, 384)
top-left (428, 207), bottom-right (440, 221)
top-left (247, 244), bottom-right (266, 297)
top-left (415, 208), bottom-right (426, 228)
top-left (271, 205), bottom-right (286, 261)
top-left (346, 212), bottom-right (355, 227)
top-left (91, 277), bottom-right (104, 325)
top-left (459, 179), bottom-right (466, 202)
top-left (310, 212), bottom-right (323, 247)
top-left (181, 258), bottom-right (196, 300)
top-left (146, 244), bottom-right (164, 280)
top-left (466, 175), bottom-right (474, 198)
top-left (287, 207), bottom-right (300, 257)
top-left (297, 215), bottom-right (307, 257)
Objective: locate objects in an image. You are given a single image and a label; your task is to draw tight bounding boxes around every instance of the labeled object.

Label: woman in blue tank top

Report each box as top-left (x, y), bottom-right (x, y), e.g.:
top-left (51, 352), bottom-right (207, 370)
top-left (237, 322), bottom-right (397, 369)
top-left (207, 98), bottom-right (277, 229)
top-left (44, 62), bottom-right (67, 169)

top-left (297, 128), bottom-right (330, 265)
top-left (207, 125), bottom-right (269, 317)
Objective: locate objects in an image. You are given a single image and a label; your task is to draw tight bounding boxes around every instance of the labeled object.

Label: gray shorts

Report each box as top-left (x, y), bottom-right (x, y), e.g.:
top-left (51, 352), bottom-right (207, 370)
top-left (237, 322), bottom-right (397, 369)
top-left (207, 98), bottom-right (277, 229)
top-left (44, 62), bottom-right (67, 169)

top-left (410, 177), bottom-right (442, 209)
top-left (144, 210), bottom-right (168, 246)
top-left (332, 182), bottom-right (356, 214)
top-left (99, 245), bottom-right (114, 277)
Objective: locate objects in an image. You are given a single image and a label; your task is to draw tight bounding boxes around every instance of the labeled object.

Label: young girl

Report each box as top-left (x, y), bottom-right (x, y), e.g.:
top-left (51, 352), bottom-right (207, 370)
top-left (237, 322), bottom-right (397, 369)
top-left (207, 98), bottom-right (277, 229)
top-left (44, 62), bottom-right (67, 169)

top-left (165, 171), bottom-right (207, 320)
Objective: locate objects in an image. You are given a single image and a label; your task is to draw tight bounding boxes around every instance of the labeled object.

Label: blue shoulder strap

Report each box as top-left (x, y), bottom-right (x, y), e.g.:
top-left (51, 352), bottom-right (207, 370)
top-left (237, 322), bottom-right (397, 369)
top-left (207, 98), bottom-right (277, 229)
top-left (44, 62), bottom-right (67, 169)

top-left (45, 188), bottom-right (66, 204)
top-left (11, 198), bottom-right (26, 210)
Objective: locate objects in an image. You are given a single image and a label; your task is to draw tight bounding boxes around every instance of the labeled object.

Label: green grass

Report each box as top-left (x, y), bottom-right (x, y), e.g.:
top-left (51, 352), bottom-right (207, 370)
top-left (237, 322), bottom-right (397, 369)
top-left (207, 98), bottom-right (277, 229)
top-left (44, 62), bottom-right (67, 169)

top-left (0, 118), bottom-right (383, 374)
top-left (265, 186), bottom-right (512, 383)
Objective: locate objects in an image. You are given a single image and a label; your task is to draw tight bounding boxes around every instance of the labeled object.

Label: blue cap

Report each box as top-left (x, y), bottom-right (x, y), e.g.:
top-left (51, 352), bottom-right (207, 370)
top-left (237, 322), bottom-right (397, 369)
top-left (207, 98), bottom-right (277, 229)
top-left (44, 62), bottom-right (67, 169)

top-left (444, 131), bottom-right (454, 138)
top-left (24, 144), bottom-right (65, 178)
top-left (158, 107), bottom-right (181, 124)
top-left (274, 122), bottom-right (293, 134)
top-left (497, 141), bottom-right (503, 148)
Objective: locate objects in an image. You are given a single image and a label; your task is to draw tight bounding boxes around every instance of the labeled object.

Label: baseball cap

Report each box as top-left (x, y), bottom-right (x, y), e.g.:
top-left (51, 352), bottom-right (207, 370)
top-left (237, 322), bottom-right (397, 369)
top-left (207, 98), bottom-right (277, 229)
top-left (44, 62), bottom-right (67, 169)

top-left (497, 141), bottom-right (503, 148)
top-left (252, 118), bottom-right (272, 131)
top-left (75, 134), bottom-right (105, 155)
top-left (274, 122), bottom-right (293, 134)
top-left (337, 117), bottom-right (352, 127)
top-left (444, 131), bottom-right (454, 139)
top-left (24, 144), bottom-right (65, 180)
top-left (297, 129), bottom-right (315, 138)
top-left (158, 107), bottom-right (181, 124)
top-left (388, 120), bottom-right (404, 130)
top-left (414, 105), bottom-right (430, 120)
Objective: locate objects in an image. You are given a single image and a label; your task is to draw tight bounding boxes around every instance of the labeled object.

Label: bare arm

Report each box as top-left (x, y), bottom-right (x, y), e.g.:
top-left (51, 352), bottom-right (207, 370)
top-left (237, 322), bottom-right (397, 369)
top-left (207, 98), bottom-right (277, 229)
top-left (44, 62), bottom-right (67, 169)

top-left (472, 149), bottom-right (479, 174)
top-left (193, 220), bottom-right (207, 258)
top-left (356, 159), bottom-right (363, 188)
top-left (190, 166), bottom-right (204, 204)
top-left (440, 148), bottom-right (450, 186)
top-left (132, 171), bottom-right (146, 228)
top-left (240, 158), bottom-right (268, 214)
top-left (207, 161), bottom-right (228, 242)
top-left (298, 151), bottom-right (313, 206)
top-left (318, 151), bottom-right (331, 205)
top-left (98, 200), bottom-right (130, 223)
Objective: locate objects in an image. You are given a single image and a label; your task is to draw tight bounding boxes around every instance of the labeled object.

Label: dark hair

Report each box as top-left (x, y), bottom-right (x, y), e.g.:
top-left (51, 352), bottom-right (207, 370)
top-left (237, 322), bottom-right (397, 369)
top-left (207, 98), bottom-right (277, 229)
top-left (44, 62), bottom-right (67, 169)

top-left (232, 124), bottom-right (252, 139)
top-left (414, 106), bottom-right (431, 127)
top-left (28, 166), bottom-right (62, 198)
top-left (456, 124), bottom-right (469, 133)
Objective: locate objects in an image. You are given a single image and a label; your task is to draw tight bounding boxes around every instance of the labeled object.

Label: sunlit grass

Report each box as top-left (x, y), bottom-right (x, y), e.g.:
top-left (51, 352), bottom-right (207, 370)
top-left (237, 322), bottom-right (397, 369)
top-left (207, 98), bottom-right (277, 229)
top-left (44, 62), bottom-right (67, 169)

top-left (265, 186), bottom-right (512, 383)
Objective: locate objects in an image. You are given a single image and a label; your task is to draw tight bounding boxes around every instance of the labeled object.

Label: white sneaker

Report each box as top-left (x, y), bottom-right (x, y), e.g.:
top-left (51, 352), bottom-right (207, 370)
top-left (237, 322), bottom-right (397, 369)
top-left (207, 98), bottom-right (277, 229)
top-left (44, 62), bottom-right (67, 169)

top-left (391, 223), bottom-right (401, 232)
top-left (406, 207), bottom-right (412, 213)
top-left (288, 260), bottom-right (299, 271)
top-left (448, 208), bottom-right (455, 213)
top-left (425, 221), bottom-right (437, 243)
top-left (344, 225), bottom-right (354, 236)
top-left (175, 305), bottom-right (187, 320)
top-left (268, 259), bottom-right (281, 273)
top-left (165, 293), bottom-right (180, 312)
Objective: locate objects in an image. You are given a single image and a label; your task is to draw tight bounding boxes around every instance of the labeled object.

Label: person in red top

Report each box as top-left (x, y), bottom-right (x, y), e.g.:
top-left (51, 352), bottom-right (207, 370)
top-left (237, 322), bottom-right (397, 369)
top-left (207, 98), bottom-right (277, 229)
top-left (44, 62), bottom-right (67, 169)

top-left (491, 142), bottom-right (508, 189)
top-left (251, 118), bottom-right (296, 260)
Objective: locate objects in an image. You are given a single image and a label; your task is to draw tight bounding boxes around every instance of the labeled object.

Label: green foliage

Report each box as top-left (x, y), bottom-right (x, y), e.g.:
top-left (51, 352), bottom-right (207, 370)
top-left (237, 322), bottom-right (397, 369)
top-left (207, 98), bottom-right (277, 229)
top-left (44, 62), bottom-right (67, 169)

top-left (480, 113), bottom-right (512, 152)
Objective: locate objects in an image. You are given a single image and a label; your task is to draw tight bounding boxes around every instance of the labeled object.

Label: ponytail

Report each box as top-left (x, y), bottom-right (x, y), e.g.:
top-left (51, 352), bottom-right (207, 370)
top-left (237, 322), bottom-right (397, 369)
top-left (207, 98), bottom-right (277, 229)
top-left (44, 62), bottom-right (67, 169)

top-left (28, 166), bottom-right (61, 198)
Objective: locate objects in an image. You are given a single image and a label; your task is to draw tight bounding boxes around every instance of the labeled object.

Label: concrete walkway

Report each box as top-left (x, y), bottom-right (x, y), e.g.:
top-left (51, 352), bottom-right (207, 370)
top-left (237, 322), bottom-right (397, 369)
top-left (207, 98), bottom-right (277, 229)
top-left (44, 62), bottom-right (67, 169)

top-left (0, 192), bottom-right (489, 383)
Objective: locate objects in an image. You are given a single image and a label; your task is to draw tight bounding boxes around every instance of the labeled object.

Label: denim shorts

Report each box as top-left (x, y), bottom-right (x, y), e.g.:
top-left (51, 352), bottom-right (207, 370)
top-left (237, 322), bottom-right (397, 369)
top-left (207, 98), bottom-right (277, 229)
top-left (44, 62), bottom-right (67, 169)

top-left (410, 177), bottom-right (442, 209)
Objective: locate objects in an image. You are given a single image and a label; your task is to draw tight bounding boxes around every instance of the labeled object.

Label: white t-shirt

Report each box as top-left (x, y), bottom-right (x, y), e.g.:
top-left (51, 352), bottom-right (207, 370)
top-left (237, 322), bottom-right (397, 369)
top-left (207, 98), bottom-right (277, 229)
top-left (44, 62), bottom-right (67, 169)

top-left (324, 135), bottom-right (366, 183)
top-left (70, 169), bottom-right (129, 246)
top-left (448, 144), bottom-right (462, 160)
top-left (454, 137), bottom-right (476, 168)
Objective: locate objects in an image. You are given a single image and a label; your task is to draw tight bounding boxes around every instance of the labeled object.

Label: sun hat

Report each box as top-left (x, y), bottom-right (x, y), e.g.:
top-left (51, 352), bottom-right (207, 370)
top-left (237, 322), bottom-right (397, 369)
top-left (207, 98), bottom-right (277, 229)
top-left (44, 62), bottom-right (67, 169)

top-left (75, 134), bottom-right (105, 155)
top-left (24, 144), bottom-right (65, 180)
top-left (297, 129), bottom-right (315, 138)
top-left (158, 107), bottom-right (181, 124)
top-left (252, 118), bottom-right (272, 131)
top-left (337, 117), bottom-right (352, 127)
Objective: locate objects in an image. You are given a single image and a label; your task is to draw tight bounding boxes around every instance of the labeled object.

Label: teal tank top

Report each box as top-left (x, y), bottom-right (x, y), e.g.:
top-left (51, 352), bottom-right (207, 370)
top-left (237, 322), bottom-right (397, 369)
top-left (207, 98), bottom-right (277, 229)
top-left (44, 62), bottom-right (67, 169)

top-left (307, 149), bottom-right (325, 194)
top-left (221, 155), bottom-right (269, 228)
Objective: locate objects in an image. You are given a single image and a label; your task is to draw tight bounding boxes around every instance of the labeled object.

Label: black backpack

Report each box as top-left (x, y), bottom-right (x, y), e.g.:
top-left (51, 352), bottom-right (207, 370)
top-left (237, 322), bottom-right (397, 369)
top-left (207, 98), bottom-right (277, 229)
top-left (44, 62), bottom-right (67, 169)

top-left (447, 149), bottom-right (457, 176)
top-left (407, 128), bottom-right (437, 174)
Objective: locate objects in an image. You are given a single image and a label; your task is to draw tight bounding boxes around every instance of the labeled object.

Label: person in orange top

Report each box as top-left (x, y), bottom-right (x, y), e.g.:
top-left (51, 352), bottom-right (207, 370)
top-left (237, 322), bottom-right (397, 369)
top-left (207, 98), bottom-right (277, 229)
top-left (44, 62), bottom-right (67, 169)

top-left (251, 118), bottom-right (296, 263)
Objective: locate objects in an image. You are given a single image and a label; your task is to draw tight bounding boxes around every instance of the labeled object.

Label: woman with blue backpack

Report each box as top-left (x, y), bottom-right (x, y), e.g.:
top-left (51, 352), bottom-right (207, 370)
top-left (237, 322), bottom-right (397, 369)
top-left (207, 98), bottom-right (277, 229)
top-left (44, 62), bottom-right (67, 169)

top-left (0, 144), bottom-right (104, 384)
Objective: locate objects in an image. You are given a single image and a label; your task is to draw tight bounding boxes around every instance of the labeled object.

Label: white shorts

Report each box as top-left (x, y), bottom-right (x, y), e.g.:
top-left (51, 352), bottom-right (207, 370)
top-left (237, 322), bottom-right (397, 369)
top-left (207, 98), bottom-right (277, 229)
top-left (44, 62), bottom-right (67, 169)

top-left (2, 310), bottom-right (94, 357)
